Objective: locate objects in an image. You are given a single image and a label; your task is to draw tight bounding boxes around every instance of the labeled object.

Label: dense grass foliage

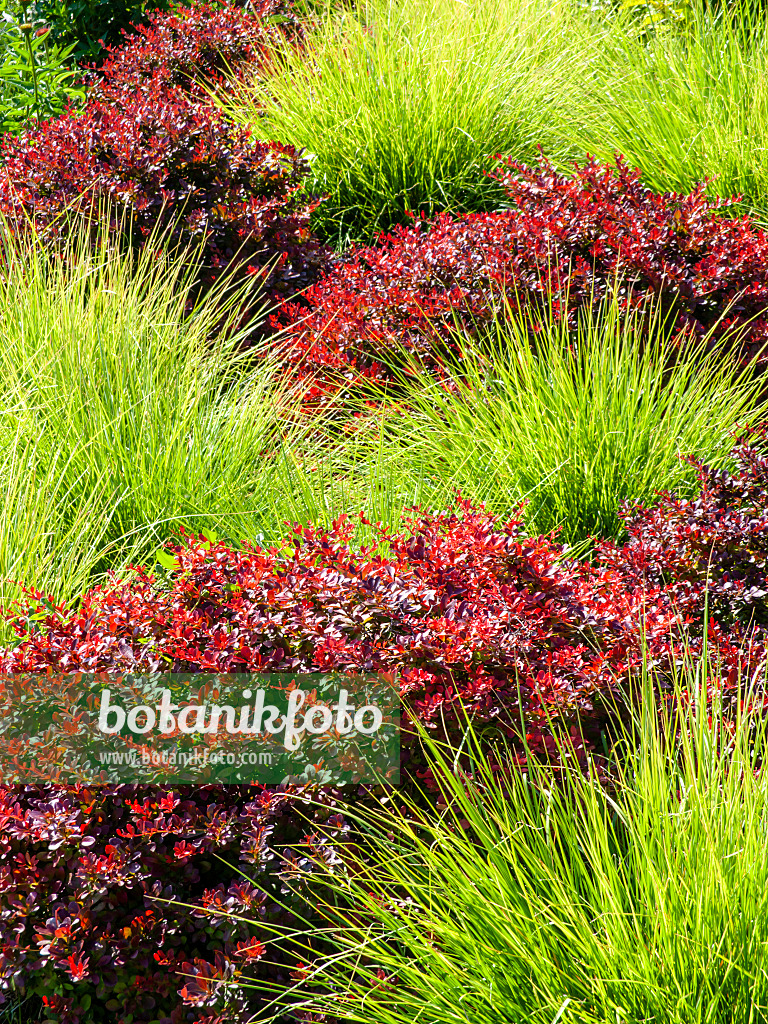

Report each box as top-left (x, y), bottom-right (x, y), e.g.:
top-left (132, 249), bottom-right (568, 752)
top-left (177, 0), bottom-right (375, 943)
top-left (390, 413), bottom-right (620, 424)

top-left (273, 680), bottom-right (768, 1024)
top-left (226, 0), bottom-right (580, 242)
top-left (361, 301), bottom-right (767, 544)
top-left (563, 1), bottom-right (768, 223)
top-left (0, 225), bottom-right (340, 615)
top-left (226, 0), bottom-right (768, 235)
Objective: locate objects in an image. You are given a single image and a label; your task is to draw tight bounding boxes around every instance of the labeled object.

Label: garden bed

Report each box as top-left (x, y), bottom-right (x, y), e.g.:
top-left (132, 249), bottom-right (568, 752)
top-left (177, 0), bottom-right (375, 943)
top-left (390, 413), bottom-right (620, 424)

top-left (2, 0), bottom-right (768, 1021)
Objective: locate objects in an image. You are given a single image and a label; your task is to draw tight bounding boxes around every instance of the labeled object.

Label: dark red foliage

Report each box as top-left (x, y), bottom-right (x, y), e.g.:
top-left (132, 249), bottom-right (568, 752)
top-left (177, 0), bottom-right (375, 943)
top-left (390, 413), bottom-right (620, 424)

top-left (6, 434), bottom-right (768, 1021)
top-left (275, 154), bottom-right (768, 397)
top-left (5, 459), bottom-right (766, 746)
top-left (0, 780), bottom-right (347, 1023)
top-left (598, 425), bottom-right (768, 633)
top-left (0, 502), bottom-right (656, 734)
top-left (0, 2), bottom-right (327, 306)
top-left (0, 96), bottom-right (324, 301)
top-left (91, 1), bottom-right (305, 103)
top-left (489, 153), bottom-right (768, 344)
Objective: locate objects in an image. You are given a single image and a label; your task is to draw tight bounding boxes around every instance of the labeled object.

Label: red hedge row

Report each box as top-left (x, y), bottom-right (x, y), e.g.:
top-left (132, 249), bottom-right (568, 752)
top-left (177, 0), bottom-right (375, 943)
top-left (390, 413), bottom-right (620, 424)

top-left (0, 501), bottom-right (680, 733)
top-left (7, 4), bottom-right (768, 373)
top-left (0, 2), bottom-right (327, 307)
top-left (7, 437), bottom-right (767, 745)
top-left (275, 154), bottom-right (768, 398)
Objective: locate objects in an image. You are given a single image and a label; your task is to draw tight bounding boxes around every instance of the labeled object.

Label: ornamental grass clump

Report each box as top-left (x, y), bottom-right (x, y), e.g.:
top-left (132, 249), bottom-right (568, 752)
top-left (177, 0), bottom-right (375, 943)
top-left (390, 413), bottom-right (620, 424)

top-left (226, 0), bottom-right (580, 242)
top-left (0, 217), bottom-right (335, 616)
top-left (360, 296), bottom-right (768, 545)
top-left (562, 0), bottom-right (768, 224)
top-left (266, 670), bottom-right (768, 1024)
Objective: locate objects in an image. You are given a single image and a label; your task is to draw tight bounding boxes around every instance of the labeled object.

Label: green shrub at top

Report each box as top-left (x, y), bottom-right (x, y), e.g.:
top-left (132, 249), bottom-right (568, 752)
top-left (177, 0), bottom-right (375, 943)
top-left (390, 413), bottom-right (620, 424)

top-left (28, 0), bottom-right (174, 62)
top-left (0, 0), bottom-right (83, 133)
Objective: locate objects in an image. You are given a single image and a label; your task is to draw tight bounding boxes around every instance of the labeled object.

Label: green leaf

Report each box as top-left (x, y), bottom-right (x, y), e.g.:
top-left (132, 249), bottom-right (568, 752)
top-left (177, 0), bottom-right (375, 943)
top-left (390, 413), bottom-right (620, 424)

top-left (155, 549), bottom-right (179, 572)
top-left (199, 526), bottom-right (219, 548)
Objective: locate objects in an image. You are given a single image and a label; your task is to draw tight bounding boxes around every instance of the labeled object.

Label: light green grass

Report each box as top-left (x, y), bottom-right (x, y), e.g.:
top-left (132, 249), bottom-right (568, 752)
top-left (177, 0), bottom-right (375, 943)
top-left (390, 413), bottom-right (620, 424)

top-left (345, 300), bottom-right (767, 546)
top-left (0, 224), bottom-right (298, 610)
top-left (223, 0), bottom-right (580, 243)
top-left (267, 665), bottom-right (768, 1024)
top-left (0, 222), bottom-right (448, 620)
top-left (561, 0), bottom-right (768, 222)
top-left (225, 0), bottom-right (768, 237)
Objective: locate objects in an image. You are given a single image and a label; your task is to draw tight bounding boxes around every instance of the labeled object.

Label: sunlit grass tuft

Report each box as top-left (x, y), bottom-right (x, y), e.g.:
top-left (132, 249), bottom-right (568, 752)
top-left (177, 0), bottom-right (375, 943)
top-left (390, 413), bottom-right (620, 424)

top-left (223, 0), bottom-right (580, 244)
top-left (348, 298), bottom-right (767, 546)
top-left (265, 659), bottom-right (768, 1024)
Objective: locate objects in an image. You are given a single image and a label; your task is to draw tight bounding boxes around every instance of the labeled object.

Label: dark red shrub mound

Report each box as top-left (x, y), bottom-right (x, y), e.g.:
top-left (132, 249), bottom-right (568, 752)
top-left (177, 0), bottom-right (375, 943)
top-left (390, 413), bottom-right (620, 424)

top-left (0, 502), bottom-right (674, 735)
top-left (6, 433), bottom-right (768, 1021)
top-left (0, 780), bottom-right (348, 1024)
top-left (598, 425), bottom-right (768, 633)
top-left (0, 95), bottom-right (324, 301)
top-left (5, 468), bottom-right (767, 745)
top-left (275, 154), bottom-right (768, 394)
top-left (0, 2), bottom-right (327, 306)
top-left (91, 1), bottom-right (304, 102)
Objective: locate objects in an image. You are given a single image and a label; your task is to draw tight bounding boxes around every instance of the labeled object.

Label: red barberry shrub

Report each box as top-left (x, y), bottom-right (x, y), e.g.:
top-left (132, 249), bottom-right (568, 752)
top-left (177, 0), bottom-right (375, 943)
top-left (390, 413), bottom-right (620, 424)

top-left (4, 485), bottom-right (762, 750)
top-left (275, 154), bottom-right (768, 393)
top-left (598, 425), bottom-right (768, 633)
top-left (0, 91), bottom-right (325, 304)
top-left (90, 1), bottom-right (305, 103)
top-left (0, 502), bottom-right (659, 736)
top-left (0, 3), bottom-right (327, 308)
top-left (0, 780), bottom-right (348, 1024)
